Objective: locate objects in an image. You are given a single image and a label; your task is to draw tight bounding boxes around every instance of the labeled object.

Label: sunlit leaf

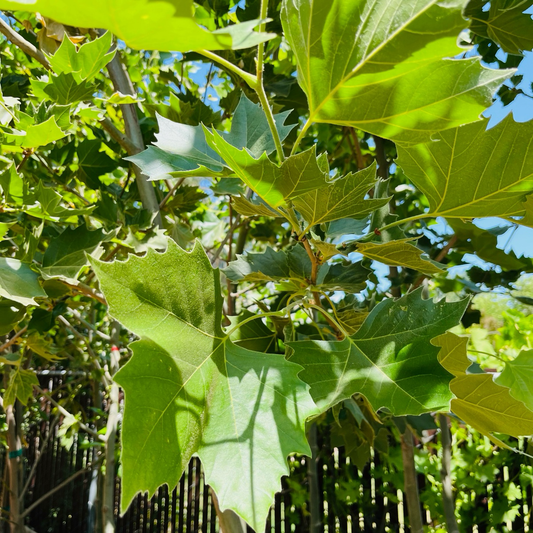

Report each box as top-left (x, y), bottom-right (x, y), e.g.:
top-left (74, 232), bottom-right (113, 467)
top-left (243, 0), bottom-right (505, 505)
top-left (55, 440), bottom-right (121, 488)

top-left (0, 1), bottom-right (274, 52)
top-left (435, 332), bottom-right (533, 448)
top-left (48, 32), bottom-right (115, 81)
top-left (496, 350), bottom-right (533, 412)
top-left (89, 240), bottom-right (317, 531)
top-left (282, 0), bottom-right (511, 143)
top-left (467, 0), bottom-right (533, 55)
top-left (397, 116), bottom-right (533, 219)
top-left (0, 257), bottom-right (47, 306)
top-left (288, 290), bottom-right (467, 414)
top-left (356, 239), bottom-right (444, 275)
top-left (292, 162), bottom-right (389, 231)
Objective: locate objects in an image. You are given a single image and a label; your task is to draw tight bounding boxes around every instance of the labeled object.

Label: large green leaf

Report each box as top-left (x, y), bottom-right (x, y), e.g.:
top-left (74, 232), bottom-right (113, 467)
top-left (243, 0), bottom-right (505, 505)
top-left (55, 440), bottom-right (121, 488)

top-left (89, 240), bottom-right (317, 531)
top-left (0, 1), bottom-right (274, 52)
top-left (288, 290), bottom-right (467, 414)
top-left (0, 258), bottom-right (47, 306)
top-left (435, 332), bottom-right (533, 447)
top-left (205, 131), bottom-right (327, 207)
top-left (282, 0), bottom-right (511, 143)
top-left (496, 350), bottom-right (533, 412)
top-left (467, 0), bottom-right (533, 55)
top-left (397, 116), bottom-right (533, 219)
top-left (355, 239), bottom-right (444, 275)
top-left (48, 32), bottom-right (115, 81)
top-left (129, 94), bottom-right (294, 181)
top-left (292, 162), bottom-right (389, 231)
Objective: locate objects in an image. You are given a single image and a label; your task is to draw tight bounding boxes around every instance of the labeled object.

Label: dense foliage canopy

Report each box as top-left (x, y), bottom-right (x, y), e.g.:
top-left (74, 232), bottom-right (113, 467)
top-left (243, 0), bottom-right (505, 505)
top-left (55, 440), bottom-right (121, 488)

top-left (1, 0), bottom-right (533, 532)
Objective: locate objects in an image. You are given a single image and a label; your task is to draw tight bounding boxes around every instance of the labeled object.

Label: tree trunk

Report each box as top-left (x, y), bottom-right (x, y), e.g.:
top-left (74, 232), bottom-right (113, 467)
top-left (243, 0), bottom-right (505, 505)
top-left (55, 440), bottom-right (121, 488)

top-left (400, 428), bottom-right (423, 533)
top-left (102, 327), bottom-right (121, 533)
top-left (308, 422), bottom-right (322, 533)
top-left (6, 403), bottom-right (23, 533)
top-left (438, 414), bottom-right (459, 533)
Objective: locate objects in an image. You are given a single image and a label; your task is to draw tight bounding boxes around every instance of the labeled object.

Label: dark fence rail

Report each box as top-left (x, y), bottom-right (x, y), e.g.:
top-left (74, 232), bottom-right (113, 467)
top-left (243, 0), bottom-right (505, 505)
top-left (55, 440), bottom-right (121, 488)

top-left (6, 375), bottom-right (533, 532)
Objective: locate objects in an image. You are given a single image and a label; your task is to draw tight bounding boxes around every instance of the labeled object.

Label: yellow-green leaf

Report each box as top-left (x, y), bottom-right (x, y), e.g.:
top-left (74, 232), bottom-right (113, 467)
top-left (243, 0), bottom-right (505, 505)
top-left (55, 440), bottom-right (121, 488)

top-left (356, 239), bottom-right (444, 275)
top-left (435, 332), bottom-right (533, 448)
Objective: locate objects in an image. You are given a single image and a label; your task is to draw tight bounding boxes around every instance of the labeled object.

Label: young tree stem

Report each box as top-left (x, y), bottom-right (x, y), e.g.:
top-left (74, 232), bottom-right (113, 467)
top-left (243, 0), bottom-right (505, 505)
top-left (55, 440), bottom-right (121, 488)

top-left (400, 428), bottom-right (424, 533)
top-left (438, 413), bottom-right (460, 533)
top-left (0, 15), bottom-right (50, 69)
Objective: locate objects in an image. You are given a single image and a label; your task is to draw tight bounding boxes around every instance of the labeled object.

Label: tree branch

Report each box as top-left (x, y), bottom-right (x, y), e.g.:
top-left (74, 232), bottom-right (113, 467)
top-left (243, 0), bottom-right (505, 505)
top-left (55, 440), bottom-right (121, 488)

top-left (34, 386), bottom-right (104, 442)
top-left (106, 49), bottom-right (162, 226)
top-left (0, 15), bottom-right (50, 70)
top-left (0, 327), bottom-right (28, 354)
top-left (100, 117), bottom-right (138, 154)
top-left (438, 413), bottom-right (460, 533)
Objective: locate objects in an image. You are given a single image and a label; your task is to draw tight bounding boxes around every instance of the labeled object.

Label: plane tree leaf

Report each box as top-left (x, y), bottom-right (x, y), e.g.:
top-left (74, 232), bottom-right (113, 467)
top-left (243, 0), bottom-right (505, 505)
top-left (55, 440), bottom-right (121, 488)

top-left (228, 311), bottom-right (278, 353)
top-left (224, 247), bottom-right (291, 283)
top-left (89, 239), bottom-right (317, 531)
top-left (495, 350), bottom-right (533, 412)
top-left (355, 239), bottom-right (444, 275)
top-left (450, 219), bottom-right (527, 270)
top-left (0, 1), bottom-right (274, 52)
top-left (21, 117), bottom-right (67, 148)
top-left (41, 225), bottom-right (110, 282)
top-left (205, 130), bottom-right (327, 207)
top-left (4, 367), bottom-right (38, 407)
top-left (0, 258), bottom-right (47, 306)
top-left (24, 183), bottom-right (95, 221)
top-left (467, 0), bottom-right (533, 55)
top-left (288, 290), bottom-right (467, 414)
top-left (0, 299), bottom-right (25, 335)
top-left (128, 94), bottom-right (294, 181)
top-left (224, 245), bottom-right (369, 292)
top-left (48, 32), bottom-right (115, 81)
top-left (293, 162), bottom-right (390, 231)
top-left (282, 0), bottom-right (511, 143)
top-left (435, 332), bottom-right (533, 447)
top-left (41, 73), bottom-right (95, 105)
top-left (397, 116), bottom-right (533, 219)
top-left (232, 195), bottom-right (282, 218)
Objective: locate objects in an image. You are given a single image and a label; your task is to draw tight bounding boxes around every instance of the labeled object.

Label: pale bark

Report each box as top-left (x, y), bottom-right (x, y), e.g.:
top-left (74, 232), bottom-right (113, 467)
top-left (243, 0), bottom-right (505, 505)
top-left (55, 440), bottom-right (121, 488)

top-left (400, 428), bottom-right (423, 533)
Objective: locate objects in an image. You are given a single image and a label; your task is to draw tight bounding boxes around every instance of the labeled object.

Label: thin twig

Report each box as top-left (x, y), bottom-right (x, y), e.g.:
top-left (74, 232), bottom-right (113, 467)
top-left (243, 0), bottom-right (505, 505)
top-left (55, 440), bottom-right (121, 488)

top-left (67, 308), bottom-right (111, 342)
top-left (0, 15), bottom-right (50, 69)
top-left (0, 326), bottom-right (28, 354)
top-left (57, 315), bottom-right (98, 361)
top-left (349, 129), bottom-right (365, 171)
top-left (62, 281), bottom-right (107, 305)
top-left (159, 177), bottom-right (185, 209)
top-left (33, 386), bottom-right (104, 442)
top-left (105, 46), bottom-right (162, 226)
top-left (212, 218), bottom-right (242, 263)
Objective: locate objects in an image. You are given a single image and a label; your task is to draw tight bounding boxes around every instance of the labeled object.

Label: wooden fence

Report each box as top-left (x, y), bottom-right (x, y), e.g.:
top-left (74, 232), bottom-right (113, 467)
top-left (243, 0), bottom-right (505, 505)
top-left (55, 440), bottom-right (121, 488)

top-left (7, 375), bottom-right (533, 532)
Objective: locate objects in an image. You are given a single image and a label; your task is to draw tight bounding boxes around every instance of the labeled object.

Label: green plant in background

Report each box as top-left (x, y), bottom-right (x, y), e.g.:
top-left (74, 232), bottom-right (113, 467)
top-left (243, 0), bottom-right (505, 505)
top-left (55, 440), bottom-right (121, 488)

top-left (1, 0), bottom-right (533, 532)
